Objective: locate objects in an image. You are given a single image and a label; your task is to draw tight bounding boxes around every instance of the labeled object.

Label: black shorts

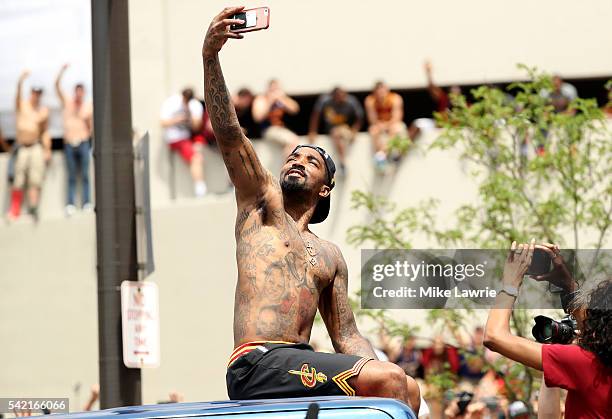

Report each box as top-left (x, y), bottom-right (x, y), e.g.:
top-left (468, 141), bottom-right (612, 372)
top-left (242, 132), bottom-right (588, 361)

top-left (226, 341), bottom-right (373, 400)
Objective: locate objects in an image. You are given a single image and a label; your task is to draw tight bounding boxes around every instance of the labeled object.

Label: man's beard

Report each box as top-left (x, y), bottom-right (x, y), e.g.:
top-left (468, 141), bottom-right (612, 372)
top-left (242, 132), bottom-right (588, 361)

top-left (280, 176), bottom-right (308, 195)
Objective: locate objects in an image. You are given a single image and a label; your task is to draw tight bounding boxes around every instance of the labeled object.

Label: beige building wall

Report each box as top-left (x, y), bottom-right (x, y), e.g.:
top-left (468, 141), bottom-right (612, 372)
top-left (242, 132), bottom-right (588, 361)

top-left (127, 0), bottom-right (612, 208)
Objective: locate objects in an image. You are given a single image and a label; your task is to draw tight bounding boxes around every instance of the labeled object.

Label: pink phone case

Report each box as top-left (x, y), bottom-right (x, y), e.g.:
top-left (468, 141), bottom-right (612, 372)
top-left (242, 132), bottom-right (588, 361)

top-left (232, 7), bottom-right (270, 33)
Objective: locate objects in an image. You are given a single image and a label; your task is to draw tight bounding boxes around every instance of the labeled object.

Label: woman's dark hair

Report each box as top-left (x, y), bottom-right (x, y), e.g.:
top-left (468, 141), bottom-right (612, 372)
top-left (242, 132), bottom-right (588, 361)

top-left (578, 278), bottom-right (612, 368)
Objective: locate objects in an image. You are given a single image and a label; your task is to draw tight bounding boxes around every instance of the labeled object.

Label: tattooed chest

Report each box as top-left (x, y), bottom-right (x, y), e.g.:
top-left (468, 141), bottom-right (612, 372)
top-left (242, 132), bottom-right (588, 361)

top-left (234, 217), bottom-right (335, 339)
top-left (236, 226), bottom-right (332, 296)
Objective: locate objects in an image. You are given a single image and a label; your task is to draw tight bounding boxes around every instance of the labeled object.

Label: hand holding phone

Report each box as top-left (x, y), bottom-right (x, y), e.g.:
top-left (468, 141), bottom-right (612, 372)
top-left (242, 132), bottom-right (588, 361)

top-left (203, 6), bottom-right (247, 56)
top-left (529, 244), bottom-right (577, 293)
top-left (527, 247), bottom-right (552, 276)
top-left (230, 7), bottom-right (270, 33)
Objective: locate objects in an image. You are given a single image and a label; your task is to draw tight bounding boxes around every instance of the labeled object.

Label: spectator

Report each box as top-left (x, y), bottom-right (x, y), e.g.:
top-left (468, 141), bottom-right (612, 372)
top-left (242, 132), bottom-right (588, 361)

top-left (7, 70), bottom-right (51, 222)
top-left (393, 336), bottom-right (424, 378)
top-left (421, 335), bottom-right (460, 377)
top-left (233, 88), bottom-right (260, 138)
top-left (2, 125), bottom-right (19, 188)
top-left (160, 88), bottom-right (207, 197)
top-left (55, 64), bottom-right (93, 217)
top-left (0, 126), bottom-right (10, 153)
top-left (443, 392), bottom-right (487, 419)
top-left (473, 368), bottom-right (506, 401)
top-left (424, 60), bottom-right (462, 117)
top-left (484, 241), bottom-right (612, 419)
top-left (308, 87), bottom-right (363, 175)
top-left (455, 327), bottom-right (486, 383)
top-left (364, 81), bottom-right (408, 171)
top-left (193, 107), bottom-right (216, 146)
top-left (252, 79), bottom-right (300, 157)
top-left (542, 75), bottom-right (578, 114)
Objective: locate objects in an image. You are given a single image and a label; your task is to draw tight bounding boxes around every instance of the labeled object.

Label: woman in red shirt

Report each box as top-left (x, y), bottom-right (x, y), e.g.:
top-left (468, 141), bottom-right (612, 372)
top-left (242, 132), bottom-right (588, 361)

top-left (484, 240), bottom-right (611, 419)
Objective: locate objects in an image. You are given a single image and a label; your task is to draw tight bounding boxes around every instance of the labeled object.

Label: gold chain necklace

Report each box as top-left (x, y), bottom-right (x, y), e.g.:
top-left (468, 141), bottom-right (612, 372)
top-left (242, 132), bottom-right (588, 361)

top-left (305, 239), bottom-right (318, 267)
top-left (286, 213), bottom-right (318, 266)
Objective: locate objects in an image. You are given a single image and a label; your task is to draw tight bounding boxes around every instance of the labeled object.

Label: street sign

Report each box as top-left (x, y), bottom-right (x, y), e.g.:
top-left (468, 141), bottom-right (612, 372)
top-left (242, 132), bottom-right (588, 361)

top-left (120, 281), bottom-right (160, 368)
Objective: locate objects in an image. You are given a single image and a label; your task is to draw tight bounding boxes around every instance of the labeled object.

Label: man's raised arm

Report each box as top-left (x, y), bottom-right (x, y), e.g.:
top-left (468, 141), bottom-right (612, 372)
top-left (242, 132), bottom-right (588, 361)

top-left (202, 7), bottom-right (270, 202)
top-left (55, 64), bottom-right (68, 107)
top-left (16, 70), bottom-right (30, 111)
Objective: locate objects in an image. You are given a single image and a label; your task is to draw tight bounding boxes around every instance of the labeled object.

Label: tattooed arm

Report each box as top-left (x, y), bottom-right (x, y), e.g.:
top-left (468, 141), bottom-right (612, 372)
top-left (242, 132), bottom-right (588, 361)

top-left (319, 247), bottom-right (378, 359)
top-left (202, 7), bottom-right (272, 202)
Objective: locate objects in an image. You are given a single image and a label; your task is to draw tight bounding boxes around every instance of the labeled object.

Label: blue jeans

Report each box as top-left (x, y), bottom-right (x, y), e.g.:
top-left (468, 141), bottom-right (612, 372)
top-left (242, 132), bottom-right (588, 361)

top-left (64, 140), bottom-right (91, 206)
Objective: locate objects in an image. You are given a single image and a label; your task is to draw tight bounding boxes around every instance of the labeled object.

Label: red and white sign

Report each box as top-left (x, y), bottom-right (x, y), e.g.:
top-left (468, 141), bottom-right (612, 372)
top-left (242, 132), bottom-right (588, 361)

top-left (121, 281), bottom-right (160, 368)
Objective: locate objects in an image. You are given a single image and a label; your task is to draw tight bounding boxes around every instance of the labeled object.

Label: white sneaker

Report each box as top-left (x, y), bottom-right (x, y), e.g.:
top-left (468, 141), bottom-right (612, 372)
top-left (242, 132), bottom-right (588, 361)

top-left (82, 203), bottom-right (94, 212)
top-left (194, 181), bottom-right (208, 198)
top-left (374, 151), bottom-right (387, 174)
top-left (65, 205), bottom-right (77, 217)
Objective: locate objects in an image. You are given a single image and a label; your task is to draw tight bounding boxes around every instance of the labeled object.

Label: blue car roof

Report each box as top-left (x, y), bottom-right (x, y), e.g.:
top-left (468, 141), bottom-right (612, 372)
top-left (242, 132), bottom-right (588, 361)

top-left (48, 397), bottom-right (415, 419)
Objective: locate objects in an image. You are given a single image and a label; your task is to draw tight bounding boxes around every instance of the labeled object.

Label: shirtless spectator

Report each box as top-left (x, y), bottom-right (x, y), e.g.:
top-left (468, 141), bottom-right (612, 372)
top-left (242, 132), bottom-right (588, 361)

top-left (160, 88), bottom-right (207, 197)
top-left (308, 87), bottom-right (363, 175)
top-left (364, 81), bottom-right (408, 171)
top-left (252, 79), bottom-right (300, 157)
top-left (233, 88), bottom-right (260, 139)
top-left (7, 70), bottom-right (51, 221)
top-left (55, 64), bottom-right (93, 216)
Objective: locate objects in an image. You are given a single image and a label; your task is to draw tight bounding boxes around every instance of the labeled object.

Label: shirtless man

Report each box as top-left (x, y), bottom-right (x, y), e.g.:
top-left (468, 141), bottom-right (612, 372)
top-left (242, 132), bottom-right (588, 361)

top-left (55, 64), bottom-right (93, 215)
top-left (8, 70), bottom-right (51, 221)
top-left (364, 81), bottom-right (407, 169)
top-left (203, 7), bottom-right (420, 411)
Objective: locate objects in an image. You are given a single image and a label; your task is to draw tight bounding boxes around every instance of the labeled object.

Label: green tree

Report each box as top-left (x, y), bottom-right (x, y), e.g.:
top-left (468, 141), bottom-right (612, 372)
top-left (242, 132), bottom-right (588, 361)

top-left (348, 66), bottom-right (611, 404)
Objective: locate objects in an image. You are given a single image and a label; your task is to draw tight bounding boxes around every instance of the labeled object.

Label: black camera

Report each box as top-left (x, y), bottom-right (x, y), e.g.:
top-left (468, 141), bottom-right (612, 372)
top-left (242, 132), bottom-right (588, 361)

top-left (445, 390), bottom-right (474, 415)
top-left (532, 314), bottom-right (577, 344)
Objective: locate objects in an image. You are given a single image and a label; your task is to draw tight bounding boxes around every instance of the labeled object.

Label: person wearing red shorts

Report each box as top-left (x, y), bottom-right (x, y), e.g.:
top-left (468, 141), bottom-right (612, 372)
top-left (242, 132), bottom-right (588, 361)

top-left (160, 88), bottom-right (207, 197)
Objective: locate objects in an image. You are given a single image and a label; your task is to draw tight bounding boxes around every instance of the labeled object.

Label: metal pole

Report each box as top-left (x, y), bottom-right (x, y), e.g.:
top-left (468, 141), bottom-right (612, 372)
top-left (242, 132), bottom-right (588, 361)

top-left (91, 0), bottom-right (142, 408)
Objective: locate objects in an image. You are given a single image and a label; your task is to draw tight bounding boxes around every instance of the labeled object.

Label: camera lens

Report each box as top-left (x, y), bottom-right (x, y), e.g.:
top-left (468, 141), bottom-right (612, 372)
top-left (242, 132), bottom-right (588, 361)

top-left (532, 315), bottom-right (576, 344)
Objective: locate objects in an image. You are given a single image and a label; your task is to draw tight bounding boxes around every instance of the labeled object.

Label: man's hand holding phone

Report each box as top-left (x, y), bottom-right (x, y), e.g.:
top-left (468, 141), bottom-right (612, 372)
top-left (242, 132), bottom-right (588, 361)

top-left (202, 7), bottom-right (246, 57)
top-left (203, 6), bottom-right (270, 57)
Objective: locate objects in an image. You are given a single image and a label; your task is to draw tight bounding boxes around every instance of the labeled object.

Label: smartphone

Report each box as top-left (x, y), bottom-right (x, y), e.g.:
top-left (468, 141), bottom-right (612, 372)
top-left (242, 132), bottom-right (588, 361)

top-left (230, 7), bottom-right (270, 33)
top-left (527, 248), bottom-right (552, 276)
